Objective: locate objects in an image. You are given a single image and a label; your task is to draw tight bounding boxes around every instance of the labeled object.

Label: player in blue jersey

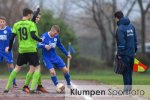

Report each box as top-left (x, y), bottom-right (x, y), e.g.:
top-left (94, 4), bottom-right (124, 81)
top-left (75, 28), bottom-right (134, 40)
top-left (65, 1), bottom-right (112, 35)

top-left (38, 25), bottom-right (71, 88)
top-left (0, 16), bottom-right (17, 87)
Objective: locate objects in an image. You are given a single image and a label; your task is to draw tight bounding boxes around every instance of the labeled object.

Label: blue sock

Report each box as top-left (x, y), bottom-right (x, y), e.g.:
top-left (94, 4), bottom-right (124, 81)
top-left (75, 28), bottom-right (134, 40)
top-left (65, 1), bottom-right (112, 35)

top-left (9, 68), bottom-right (16, 85)
top-left (64, 73), bottom-right (71, 85)
top-left (51, 76), bottom-right (58, 86)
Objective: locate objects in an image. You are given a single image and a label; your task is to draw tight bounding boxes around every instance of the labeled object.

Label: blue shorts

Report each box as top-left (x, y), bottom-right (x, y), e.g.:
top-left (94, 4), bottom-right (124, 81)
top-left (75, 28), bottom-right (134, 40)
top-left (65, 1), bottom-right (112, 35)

top-left (43, 56), bottom-right (66, 70)
top-left (0, 51), bottom-right (14, 64)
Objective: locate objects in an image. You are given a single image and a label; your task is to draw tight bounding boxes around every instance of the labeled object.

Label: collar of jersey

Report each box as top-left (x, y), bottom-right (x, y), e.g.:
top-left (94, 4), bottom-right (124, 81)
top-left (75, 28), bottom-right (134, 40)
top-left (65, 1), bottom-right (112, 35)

top-left (0, 26), bottom-right (7, 30)
top-left (47, 32), bottom-right (52, 38)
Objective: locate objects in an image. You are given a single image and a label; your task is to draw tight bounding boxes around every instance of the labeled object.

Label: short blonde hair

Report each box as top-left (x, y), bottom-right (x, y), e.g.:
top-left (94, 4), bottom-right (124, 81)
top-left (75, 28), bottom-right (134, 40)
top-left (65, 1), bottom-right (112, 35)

top-left (0, 16), bottom-right (6, 20)
top-left (51, 25), bottom-right (60, 34)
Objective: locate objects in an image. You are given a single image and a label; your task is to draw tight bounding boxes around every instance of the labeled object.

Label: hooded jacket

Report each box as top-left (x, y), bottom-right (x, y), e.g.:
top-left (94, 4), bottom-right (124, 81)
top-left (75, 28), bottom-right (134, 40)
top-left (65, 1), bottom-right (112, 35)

top-left (116, 17), bottom-right (137, 57)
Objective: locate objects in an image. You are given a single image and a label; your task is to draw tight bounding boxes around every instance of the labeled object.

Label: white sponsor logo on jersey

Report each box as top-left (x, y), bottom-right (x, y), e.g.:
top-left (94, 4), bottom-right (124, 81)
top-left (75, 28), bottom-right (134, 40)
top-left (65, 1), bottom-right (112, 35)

top-left (0, 35), bottom-right (7, 40)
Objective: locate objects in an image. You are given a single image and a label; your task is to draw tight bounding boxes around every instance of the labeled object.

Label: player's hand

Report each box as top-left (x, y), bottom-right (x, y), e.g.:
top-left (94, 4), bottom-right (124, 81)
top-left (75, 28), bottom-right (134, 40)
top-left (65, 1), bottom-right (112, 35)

top-left (67, 55), bottom-right (72, 59)
top-left (5, 47), bottom-right (9, 53)
top-left (41, 38), bottom-right (43, 42)
top-left (45, 45), bottom-right (51, 50)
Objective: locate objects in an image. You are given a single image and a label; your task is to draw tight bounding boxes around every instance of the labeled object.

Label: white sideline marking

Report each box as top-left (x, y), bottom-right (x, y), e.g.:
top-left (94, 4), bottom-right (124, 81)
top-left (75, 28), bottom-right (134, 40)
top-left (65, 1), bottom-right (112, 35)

top-left (71, 82), bottom-right (93, 100)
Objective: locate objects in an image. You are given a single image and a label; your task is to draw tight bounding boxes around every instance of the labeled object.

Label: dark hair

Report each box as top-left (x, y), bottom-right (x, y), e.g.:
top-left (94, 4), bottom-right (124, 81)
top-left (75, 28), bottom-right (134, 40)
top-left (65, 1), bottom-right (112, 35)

top-left (23, 8), bottom-right (33, 16)
top-left (114, 11), bottom-right (124, 19)
top-left (0, 16), bottom-right (6, 20)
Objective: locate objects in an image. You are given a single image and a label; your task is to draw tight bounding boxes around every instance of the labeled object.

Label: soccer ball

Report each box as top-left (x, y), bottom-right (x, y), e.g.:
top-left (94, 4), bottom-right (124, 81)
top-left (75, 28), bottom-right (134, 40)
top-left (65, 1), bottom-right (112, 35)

top-left (56, 83), bottom-right (65, 93)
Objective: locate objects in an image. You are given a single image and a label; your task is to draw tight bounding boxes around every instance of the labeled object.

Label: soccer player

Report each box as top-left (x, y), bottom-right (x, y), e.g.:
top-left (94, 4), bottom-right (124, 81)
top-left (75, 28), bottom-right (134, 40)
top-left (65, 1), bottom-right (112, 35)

top-left (23, 8), bottom-right (48, 93)
top-left (0, 16), bottom-right (17, 87)
top-left (4, 8), bottom-right (42, 93)
top-left (38, 25), bottom-right (72, 89)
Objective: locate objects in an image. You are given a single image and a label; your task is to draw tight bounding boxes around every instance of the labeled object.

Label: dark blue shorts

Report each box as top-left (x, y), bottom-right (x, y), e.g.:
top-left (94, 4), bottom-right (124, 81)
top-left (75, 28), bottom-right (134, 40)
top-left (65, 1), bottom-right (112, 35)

top-left (0, 51), bottom-right (13, 64)
top-left (43, 56), bottom-right (66, 70)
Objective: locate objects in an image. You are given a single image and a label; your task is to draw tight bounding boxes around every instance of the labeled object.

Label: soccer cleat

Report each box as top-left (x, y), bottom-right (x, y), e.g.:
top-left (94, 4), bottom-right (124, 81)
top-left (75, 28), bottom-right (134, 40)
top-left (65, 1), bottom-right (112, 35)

top-left (4, 90), bottom-right (9, 93)
top-left (30, 90), bottom-right (41, 94)
top-left (23, 86), bottom-right (30, 93)
top-left (13, 83), bottom-right (18, 88)
top-left (36, 85), bottom-right (48, 93)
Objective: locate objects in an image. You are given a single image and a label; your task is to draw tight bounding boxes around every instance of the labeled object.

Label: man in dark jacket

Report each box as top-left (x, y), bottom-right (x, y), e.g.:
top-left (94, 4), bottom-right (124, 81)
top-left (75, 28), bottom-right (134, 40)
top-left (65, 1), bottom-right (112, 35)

top-left (114, 11), bottom-right (137, 92)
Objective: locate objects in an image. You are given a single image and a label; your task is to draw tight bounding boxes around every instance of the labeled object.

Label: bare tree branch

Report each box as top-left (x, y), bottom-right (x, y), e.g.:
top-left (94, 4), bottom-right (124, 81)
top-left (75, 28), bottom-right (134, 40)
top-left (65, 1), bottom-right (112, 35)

top-left (126, 0), bottom-right (137, 16)
top-left (122, 0), bottom-right (130, 10)
top-left (145, 1), bottom-right (150, 13)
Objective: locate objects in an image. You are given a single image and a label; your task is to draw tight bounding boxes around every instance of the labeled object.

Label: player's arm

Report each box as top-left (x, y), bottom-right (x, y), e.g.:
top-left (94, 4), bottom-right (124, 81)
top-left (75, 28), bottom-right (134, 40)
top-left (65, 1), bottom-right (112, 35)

top-left (37, 35), bottom-right (51, 50)
top-left (116, 28), bottom-right (126, 57)
top-left (31, 31), bottom-right (42, 42)
top-left (8, 33), bottom-right (16, 51)
top-left (133, 26), bottom-right (137, 53)
top-left (37, 35), bottom-right (46, 48)
top-left (56, 36), bottom-right (68, 56)
top-left (32, 8), bottom-right (40, 23)
top-left (9, 28), bottom-right (16, 44)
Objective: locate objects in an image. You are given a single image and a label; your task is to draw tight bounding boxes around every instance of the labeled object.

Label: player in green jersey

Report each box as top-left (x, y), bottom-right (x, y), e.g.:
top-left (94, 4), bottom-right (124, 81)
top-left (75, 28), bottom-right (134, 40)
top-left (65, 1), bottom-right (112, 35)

top-left (4, 8), bottom-right (42, 93)
top-left (23, 8), bottom-right (48, 93)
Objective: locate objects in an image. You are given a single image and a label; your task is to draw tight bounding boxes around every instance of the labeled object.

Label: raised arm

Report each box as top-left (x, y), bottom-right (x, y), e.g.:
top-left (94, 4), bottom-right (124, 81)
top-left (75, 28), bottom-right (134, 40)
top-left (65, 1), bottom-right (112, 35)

top-left (56, 36), bottom-right (68, 56)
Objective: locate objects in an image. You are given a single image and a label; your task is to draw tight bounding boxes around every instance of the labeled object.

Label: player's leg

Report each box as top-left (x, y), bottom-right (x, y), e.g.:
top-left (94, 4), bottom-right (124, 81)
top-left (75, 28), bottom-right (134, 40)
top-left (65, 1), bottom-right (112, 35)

top-left (5, 51), bottom-right (17, 87)
top-left (36, 69), bottom-right (48, 93)
top-left (56, 57), bottom-right (71, 85)
top-left (0, 53), bottom-right (3, 65)
top-left (28, 52), bottom-right (42, 93)
top-left (24, 65), bottom-right (47, 93)
top-left (24, 66), bottom-right (34, 86)
top-left (4, 53), bottom-right (27, 93)
top-left (7, 64), bottom-right (17, 87)
top-left (61, 67), bottom-right (71, 85)
top-left (43, 58), bottom-right (59, 86)
top-left (23, 65), bottom-right (34, 93)
top-left (49, 68), bottom-right (66, 93)
top-left (49, 68), bottom-right (59, 86)
top-left (4, 65), bottom-right (21, 92)
top-left (30, 65), bottom-right (41, 93)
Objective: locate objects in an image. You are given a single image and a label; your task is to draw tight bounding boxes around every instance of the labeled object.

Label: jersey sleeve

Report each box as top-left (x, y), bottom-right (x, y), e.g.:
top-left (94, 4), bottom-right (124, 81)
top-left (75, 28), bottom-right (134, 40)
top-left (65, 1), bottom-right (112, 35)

top-left (12, 23), bottom-right (17, 34)
top-left (117, 27), bottom-right (126, 56)
top-left (37, 35), bottom-right (47, 49)
top-left (8, 27), bottom-right (12, 40)
top-left (56, 35), bottom-right (68, 56)
top-left (30, 22), bottom-right (36, 32)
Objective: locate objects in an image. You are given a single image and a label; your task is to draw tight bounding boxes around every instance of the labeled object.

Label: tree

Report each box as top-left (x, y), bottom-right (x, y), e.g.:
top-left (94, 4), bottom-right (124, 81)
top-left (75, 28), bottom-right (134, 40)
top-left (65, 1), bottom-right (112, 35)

top-left (137, 0), bottom-right (150, 53)
top-left (0, 0), bottom-right (26, 26)
top-left (71, 0), bottom-right (137, 66)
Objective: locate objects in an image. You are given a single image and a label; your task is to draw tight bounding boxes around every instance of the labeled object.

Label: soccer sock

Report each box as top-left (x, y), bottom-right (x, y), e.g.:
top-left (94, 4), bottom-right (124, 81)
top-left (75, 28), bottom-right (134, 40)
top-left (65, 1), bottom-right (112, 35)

top-left (30, 71), bottom-right (40, 91)
top-left (9, 68), bottom-right (16, 85)
top-left (24, 72), bottom-right (33, 86)
top-left (51, 76), bottom-right (58, 86)
top-left (5, 70), bottom-right (17, 90)
top-left (64, 73), bottom-right (71, 85)
top-left (37, 73), bottom-right (42, 86)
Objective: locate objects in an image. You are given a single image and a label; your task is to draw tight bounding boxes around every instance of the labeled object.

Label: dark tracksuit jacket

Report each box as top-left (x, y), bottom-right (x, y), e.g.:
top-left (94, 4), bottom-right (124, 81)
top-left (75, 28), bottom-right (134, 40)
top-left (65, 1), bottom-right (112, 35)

top-left (116, 17), bottom-right (137, 87)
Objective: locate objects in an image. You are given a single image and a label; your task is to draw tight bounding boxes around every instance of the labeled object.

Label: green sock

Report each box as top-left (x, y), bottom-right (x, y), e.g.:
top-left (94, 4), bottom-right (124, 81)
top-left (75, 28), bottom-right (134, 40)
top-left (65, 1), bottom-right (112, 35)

top-left (37, 73), bottom-right (42, 85)
top-left (30, 71), bottom-right (40, 90)
top-left (24, 72), bottom-right (33, 86)
top-left (5, 70), bottom-right (17, 90)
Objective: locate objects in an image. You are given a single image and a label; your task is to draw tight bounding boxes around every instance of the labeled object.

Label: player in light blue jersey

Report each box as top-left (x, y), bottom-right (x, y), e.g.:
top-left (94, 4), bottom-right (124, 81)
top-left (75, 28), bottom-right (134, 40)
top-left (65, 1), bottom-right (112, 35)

top-left (0, 16), bottom-right (17, 87)
top-left (38, 25), bottom-right (71, 88)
